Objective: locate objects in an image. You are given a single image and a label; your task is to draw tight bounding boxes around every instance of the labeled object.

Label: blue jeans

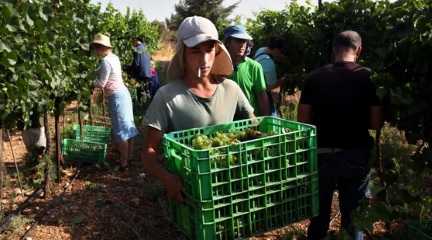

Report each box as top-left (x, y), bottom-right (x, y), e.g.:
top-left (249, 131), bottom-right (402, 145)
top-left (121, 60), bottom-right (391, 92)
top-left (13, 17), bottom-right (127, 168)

top-left (307, 148), bottom-right (370, 240)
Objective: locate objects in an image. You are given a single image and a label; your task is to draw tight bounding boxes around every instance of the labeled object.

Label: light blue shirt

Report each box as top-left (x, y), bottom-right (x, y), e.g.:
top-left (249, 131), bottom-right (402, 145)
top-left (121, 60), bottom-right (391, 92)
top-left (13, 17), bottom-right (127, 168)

top-left (254, 47), bottom-right (278, 88)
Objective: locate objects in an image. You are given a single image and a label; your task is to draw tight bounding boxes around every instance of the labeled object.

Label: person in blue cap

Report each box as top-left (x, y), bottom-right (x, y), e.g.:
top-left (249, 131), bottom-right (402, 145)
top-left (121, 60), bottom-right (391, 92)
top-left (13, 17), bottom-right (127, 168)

top-left (224, 25), bottom-right (270, 116)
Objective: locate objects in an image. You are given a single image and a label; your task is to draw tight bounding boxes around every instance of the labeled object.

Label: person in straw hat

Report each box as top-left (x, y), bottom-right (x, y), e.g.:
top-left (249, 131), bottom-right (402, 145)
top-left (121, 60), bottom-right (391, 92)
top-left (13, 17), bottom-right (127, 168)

top-left (141, 16), bottom-right (255, 202)
top-left (91, 33), bottom-right (139, 170)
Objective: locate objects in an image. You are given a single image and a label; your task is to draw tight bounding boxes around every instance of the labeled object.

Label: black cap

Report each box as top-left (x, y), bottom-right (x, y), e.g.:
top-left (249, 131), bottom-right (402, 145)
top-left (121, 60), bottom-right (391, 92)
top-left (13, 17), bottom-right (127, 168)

top-left (333, 30), bottom-right (362, 49)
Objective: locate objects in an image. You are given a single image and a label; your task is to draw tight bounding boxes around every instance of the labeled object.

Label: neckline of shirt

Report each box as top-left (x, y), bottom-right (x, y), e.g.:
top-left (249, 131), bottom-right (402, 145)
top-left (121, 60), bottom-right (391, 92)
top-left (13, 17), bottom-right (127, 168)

top-left (180, 80), bottom-right (220, 102)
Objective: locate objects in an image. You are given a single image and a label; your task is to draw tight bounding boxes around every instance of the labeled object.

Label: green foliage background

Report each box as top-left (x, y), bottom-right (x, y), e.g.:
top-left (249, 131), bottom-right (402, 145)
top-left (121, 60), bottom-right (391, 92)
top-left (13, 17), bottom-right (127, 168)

top-left (247, 0), bottom-right (432, 141)
top-left (166, 0), bottom-right (239, 34)
top-left (0, 0), bottom-right (160, 127)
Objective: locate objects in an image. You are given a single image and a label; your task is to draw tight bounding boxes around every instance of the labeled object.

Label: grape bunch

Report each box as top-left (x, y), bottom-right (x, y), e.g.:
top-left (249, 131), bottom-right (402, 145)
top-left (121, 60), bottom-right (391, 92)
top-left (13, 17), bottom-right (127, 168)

top-left (189, 128), bottom-right (282, 168)
top-left (190, 128), bottom-right (276, 150)
top-left (191, 134), bottom-right (212, 150)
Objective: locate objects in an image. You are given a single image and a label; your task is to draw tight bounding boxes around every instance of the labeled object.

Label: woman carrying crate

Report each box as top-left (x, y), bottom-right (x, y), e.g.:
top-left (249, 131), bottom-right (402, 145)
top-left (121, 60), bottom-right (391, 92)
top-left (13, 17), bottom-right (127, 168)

top-left (91, 33), bottom-right (139, 170)
top-left (141, 16), bottom-right (255, 202)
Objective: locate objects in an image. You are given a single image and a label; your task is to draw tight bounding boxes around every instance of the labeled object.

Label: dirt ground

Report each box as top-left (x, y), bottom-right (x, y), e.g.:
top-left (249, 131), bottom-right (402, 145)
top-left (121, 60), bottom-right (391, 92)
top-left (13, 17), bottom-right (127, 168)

top-left (0, 119), bottom-right (343, 240)
top-left (2, 131), bottom-right (27, 166)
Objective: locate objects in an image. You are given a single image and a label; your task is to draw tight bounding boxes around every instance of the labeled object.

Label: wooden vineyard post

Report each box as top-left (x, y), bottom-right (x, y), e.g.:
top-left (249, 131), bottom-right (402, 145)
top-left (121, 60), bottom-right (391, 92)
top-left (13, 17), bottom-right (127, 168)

top-left (44, 112), bottom-right (51, 155)
top-left (89, 98), bottom-right (93, 125)
top-left (55, 114), bottom-right (61, 182)
top-left (77, 101), bottom-right (83, 139)
top-left (43, 111), bottom-right (51, 197)
top-left (0, 127), bottom-right (5, 209)
top-left (54, 99), bottom-right (63, 182)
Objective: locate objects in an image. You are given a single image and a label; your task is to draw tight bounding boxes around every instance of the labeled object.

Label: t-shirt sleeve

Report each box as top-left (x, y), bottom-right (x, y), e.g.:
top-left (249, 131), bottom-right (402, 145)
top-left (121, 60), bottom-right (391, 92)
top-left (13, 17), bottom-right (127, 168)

top-left (253, 63), bottom-right (267, 92)
top-left (143, 90), bottom-right (170, 132)
top-left (94, 59), bottom-right (111, 89)
top-left (299, 75), bottom-right (314, 105)
top-left (366, 75), bottom-right (381, 106)
top-left (260, 59), bottom-right (278, 87)
top-left (235, 83), bottom-right (255, 118)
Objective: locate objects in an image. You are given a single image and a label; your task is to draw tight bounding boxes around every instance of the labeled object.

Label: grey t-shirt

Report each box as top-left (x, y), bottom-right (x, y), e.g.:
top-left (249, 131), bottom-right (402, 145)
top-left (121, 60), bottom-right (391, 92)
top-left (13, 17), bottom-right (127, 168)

top-left (144, 79), bottom-right (254, 133)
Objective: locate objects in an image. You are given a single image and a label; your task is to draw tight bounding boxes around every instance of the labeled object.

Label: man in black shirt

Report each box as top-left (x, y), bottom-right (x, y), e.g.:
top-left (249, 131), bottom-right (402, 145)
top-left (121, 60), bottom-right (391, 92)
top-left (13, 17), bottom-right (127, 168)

top-left (298, 30), bottom-right (382, 239)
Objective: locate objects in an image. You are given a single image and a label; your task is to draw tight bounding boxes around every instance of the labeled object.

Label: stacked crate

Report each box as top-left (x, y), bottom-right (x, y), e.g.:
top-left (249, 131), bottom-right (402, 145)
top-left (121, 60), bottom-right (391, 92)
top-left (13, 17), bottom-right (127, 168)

top-left (163, 117), bottom-right (319, 240)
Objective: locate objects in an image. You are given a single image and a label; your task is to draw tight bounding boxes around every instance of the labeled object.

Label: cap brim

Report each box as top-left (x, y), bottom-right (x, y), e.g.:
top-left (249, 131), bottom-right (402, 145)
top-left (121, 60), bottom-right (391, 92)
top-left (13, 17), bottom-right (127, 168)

top-left (211, 42), bottom-right (233, 76)
top-left (91, 40), bottom-right (112, 48)
top-left (168, 42), bottom-right (233, 80)
top-left (183, 33), bottom-right (218, 47)
top-left (228, 33), bottom-right (252, 41)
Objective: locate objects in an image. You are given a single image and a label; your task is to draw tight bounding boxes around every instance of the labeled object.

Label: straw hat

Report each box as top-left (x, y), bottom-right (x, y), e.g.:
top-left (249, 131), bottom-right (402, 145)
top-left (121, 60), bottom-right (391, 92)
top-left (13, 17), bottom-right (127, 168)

top-left (91, 33), bottom-right (112, 48)
top-left (168, 16), bottom-right (233, 79)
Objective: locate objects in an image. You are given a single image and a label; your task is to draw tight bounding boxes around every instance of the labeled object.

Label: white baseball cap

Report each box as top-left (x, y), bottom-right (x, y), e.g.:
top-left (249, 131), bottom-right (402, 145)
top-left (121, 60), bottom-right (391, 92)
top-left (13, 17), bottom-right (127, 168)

top-left (168, 16), bottom-right (233, 78)
top-left (177, 16), bottom-right (219, 47)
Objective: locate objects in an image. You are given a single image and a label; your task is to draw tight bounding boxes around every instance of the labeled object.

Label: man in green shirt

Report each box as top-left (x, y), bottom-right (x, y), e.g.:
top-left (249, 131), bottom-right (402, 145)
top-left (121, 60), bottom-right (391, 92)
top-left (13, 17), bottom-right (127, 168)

top-left (224, 25), bottom-right (270, 116)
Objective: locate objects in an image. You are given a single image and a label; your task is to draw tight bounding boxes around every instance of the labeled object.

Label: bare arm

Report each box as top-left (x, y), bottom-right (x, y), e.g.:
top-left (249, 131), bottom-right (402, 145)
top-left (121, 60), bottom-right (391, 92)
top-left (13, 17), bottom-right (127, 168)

top-left (94, 60), bottom-right (110, 89)
top-left (297, 104), bottom-right (313, 124)
top-left (369, 106), bottom-right (383, 130)
top-left (257, 90), bottom-right (271, 116)
top-left (269, 76), bottom-right (285, 90)
top-left (270, 87), bottom-right (281, 106)
top-left (141, 126), bottom-right (183, 202)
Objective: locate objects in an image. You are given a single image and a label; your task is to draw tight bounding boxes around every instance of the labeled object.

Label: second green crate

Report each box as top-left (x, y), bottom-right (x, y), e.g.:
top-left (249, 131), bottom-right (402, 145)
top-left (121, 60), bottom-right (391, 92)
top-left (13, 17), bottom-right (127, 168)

top-left (62, 139), bottom-right (107, 164)
top-left (73, 124), bottom-right (111, 143)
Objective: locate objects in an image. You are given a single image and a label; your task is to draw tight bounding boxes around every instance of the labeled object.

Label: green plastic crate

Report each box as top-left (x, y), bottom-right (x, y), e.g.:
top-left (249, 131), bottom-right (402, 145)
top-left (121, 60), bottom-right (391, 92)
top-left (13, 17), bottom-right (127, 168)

top-left (62, 139), bottom-right (107, 164)
top-left (163, 116), bottom-right (319, 240)
top-left (73, 124), bottom-right (111, 143)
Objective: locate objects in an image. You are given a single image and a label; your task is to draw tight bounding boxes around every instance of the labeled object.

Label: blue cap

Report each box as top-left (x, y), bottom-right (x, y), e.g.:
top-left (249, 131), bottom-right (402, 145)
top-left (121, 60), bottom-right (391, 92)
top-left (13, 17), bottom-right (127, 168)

top-left (223, 25), bottom-right (253, 41)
